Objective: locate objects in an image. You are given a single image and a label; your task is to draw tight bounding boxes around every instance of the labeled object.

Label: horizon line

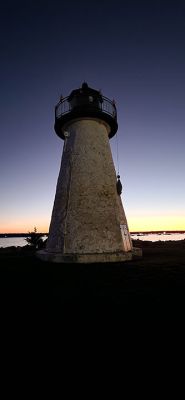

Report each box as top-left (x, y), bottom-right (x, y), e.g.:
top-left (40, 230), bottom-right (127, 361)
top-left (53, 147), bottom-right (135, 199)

top-left (0, 230), bottom-right (185, 237)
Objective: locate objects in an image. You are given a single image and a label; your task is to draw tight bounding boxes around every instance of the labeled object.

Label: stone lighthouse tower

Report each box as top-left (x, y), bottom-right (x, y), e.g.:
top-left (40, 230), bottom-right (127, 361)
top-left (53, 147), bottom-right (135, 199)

top-left (39, 83), bottom-right (134, 263)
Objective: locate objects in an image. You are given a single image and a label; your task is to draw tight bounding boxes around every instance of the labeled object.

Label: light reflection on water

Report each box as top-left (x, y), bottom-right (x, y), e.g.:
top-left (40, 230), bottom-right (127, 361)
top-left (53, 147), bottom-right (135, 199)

top-left (131, 233), bottom-right (185, 242)
top-left (0, 236), bottom-right (48, 248)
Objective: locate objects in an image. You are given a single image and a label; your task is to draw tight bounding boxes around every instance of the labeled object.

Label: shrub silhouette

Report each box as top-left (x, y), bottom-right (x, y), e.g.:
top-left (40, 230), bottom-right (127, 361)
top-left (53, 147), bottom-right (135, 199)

top-left (25, 227), bottom-right (45, 249)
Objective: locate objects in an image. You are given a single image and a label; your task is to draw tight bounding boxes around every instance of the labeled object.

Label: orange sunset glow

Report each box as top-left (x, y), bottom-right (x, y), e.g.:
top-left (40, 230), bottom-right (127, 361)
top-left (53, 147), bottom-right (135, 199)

top-left (1, 215), bottom-right (185, 234)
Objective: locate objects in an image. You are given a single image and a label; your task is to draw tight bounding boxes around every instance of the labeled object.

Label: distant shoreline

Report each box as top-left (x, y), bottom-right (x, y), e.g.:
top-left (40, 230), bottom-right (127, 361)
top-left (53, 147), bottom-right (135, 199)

top-left (0, 233), bottom-right (48, 238)
top-left (0, 231), bottom-right (185, 238)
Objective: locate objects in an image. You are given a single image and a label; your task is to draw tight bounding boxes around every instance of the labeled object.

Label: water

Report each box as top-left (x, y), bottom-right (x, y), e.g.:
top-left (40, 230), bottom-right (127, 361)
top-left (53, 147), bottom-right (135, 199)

top-left (0, 233), bottom-right (185, 248)
top-left (131, 233), bottom-right (185, 242)
top-left (0, 236), bottom-right (48, 248)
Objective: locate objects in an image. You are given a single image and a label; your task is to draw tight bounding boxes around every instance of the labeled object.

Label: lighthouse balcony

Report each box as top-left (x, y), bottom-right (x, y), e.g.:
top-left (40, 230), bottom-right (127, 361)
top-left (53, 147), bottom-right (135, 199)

top-left (54, 94), bottom-right (118, 139)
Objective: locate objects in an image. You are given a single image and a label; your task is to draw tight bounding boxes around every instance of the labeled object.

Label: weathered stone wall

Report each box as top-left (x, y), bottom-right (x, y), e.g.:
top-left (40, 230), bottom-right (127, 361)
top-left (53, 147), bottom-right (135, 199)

top-left (45, 118), bottom-right (132, 260)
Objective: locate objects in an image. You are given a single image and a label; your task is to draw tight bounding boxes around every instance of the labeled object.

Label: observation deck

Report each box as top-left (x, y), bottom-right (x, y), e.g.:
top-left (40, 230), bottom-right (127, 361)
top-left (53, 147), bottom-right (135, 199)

top-left (54, 82), bottom-right (118, 139)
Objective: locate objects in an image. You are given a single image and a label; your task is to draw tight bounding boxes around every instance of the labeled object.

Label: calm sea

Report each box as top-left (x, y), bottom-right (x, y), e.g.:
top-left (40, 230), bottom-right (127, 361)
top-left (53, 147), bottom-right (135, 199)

top-left (0, 236), bottom-right (48, 248)
top-left (131, 233), bottom-right (185, 242)
top-left (0, 233), bottom-right (185, 248)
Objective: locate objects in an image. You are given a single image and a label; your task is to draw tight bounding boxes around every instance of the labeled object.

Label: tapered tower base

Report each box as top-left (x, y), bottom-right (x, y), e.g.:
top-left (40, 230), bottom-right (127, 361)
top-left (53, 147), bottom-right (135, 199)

top-left (37, 119), bottom-right (134, 264)
top-left (37, 249), bottom-right (134, 264)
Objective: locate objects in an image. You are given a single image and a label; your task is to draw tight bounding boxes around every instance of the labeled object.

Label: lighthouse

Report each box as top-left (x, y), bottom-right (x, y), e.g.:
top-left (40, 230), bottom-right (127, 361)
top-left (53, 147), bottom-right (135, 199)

top-left (38, 82), bottom-right (135, 263)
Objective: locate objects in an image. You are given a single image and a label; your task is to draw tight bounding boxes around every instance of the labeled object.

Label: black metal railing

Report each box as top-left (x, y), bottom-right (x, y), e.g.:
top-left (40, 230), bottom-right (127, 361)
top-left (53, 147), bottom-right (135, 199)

top-left (55, 95), bottom-right (117, 120)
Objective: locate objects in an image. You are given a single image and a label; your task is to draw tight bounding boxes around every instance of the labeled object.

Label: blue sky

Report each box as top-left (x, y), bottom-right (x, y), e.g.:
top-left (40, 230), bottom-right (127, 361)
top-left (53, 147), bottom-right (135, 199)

top-left (0, 0), bottom-right (185, 232)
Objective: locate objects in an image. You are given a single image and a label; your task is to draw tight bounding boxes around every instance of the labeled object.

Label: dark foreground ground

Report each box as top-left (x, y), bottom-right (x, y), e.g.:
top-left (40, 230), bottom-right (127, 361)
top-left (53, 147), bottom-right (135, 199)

top-left (1, 240), bottom-right (185, 325)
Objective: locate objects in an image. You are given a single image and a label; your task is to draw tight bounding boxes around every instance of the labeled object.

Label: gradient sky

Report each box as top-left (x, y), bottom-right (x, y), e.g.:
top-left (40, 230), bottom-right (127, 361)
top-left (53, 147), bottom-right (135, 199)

top-left (0, 0), bottom-right (185, 233)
